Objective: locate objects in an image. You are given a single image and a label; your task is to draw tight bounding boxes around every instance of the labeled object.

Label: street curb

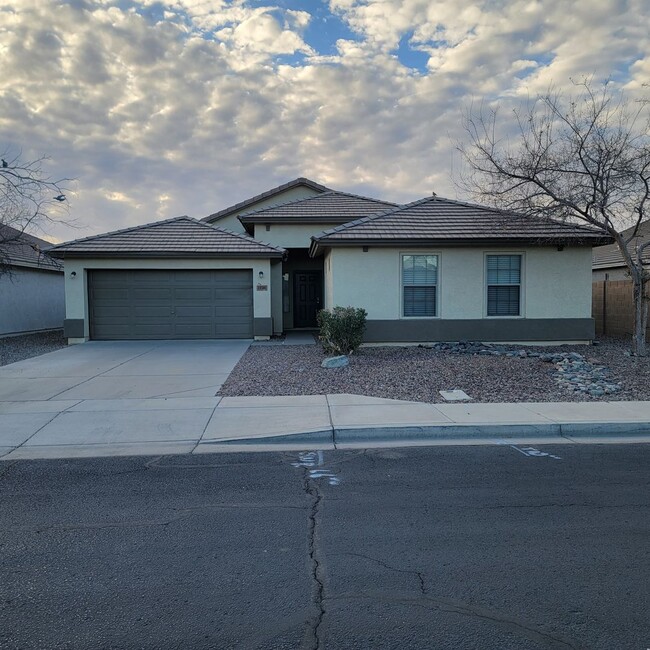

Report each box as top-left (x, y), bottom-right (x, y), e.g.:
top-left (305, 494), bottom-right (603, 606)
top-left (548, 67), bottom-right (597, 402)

top-left (333, 423), bottom-right (561, 442)
top-left (199, 429), bottom-right (334, 446)
top-left (202, 422), bottom-right (650, 446)
top-left (560, 422), bottom-right (650, 437)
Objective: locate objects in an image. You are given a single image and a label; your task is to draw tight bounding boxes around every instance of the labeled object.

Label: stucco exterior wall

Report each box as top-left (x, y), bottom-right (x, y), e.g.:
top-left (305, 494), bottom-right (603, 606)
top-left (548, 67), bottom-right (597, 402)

top-left (63, 257), bottom-right (272, 341)
top-left (0, 267), bottom-right (64, 335)
top-left (326, 245), bottom-right (593, 321)
top-left (212, 186), bottom-right (322, 234)
top-left (253, 223), bottom-right (336, 249)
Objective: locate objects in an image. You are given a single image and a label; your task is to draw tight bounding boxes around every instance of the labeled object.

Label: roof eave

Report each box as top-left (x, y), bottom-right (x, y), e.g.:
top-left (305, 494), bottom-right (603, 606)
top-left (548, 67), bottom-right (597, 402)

top-left (313, 236), bottom-right (614, 248)
top-left (47, 250), bottom-right (285, 260)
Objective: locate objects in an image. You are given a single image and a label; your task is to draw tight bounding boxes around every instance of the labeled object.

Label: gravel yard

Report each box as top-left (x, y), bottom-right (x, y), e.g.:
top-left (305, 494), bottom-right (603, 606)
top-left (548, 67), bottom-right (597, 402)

top-left (0, 330), bottom-right (66, 367)
top-left (219, 338), bottom-right (650, 403)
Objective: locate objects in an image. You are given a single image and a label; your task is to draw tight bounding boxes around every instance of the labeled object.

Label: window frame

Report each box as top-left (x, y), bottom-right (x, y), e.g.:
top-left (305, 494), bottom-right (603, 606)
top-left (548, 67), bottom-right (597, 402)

top-left (484, 252), bottom-right (525, 318)
top-left (400, 252), bottom-right (441, 319)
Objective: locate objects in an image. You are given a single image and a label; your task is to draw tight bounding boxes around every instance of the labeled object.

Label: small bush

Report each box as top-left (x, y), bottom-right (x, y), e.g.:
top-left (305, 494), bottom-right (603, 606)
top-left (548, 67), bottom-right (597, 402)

top-left (317, 306), bottom-right (367, 356)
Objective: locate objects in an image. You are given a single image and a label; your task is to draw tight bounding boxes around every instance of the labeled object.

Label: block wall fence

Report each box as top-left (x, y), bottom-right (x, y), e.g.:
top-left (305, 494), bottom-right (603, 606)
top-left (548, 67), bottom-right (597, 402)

top-left (592, 280), bottom-right (650, 339)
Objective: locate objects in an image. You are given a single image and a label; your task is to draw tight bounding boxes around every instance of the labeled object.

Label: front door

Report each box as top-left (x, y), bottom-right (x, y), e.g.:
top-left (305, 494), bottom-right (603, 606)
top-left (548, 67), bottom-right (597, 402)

top-left (293, 271), bottom-right (322, 328)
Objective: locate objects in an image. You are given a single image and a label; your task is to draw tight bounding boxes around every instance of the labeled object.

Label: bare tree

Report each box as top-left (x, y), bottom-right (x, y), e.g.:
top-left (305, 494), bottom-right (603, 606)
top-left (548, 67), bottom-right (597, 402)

top-left (0, 150), bottom-right (70, 275)
top-left (458, 79), bottom-right (650, 355)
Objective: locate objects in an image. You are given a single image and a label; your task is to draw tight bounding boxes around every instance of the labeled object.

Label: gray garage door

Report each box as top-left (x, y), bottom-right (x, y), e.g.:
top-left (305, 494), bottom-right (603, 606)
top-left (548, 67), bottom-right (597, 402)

top-left (88, 269), bottom-right (253, 340)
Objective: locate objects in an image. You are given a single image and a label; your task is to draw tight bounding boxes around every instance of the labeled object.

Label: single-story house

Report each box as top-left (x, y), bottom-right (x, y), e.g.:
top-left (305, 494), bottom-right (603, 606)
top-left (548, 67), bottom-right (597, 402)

top-left (592, 221), bottom-right (649, 339)
top-left (0, 224), bottom-right (65, 336)
top-left (47, 177), bottom-right (611, 345)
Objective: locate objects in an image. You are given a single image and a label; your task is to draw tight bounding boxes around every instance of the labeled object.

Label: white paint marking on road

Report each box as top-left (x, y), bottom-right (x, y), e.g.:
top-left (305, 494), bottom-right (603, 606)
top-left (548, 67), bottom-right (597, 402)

top-left (291, 451), bottom-right (341, 485)
top-left (494, 440), bottom-right (561, 460)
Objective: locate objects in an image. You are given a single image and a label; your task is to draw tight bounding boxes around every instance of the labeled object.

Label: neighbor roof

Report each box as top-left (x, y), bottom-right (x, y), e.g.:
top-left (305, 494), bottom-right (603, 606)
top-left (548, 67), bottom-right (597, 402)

top-left (202, 177), bottom-right (331, 224)
top-left (46, 217), bottom-right (286, 259)
top-left (592, 221), bottom-right (650, 270)
top-left (238, 190), bottom-right (398, 227)
top-left (310, 196), bottom-right (613, 255)
top-left (0, 224), bottom-right (62, 271)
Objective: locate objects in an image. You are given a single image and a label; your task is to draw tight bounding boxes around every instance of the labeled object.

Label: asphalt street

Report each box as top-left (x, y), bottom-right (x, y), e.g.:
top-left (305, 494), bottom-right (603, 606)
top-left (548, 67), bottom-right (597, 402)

top-left (1, 443), bottom-right (649, 650)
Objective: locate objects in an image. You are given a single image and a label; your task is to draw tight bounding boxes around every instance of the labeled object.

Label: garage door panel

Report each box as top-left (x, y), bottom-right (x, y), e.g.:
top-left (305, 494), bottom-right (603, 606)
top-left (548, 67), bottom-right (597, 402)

top-left (175, 305), bottom-right (213, 318)
top-left (174, 323), bottom-right (215, 337)
top-left (92, 323), bottom-right (133, 338)
top-left (91, 287), bottom-right (130, 301)
top-left (92, 305), bottom-right (132, 319)
top-left (214, 304), bottom-right (252, 318)
top-left (89, 269), bottom-right (254, 340)
top-left (133, 323), bottom-right (175, 337)
top-left (133, 288), bottom-right (173, 301)
top-left (133, 305), bottom-right (174, 318)
top-left (174, 288), bottom-right (213, 301)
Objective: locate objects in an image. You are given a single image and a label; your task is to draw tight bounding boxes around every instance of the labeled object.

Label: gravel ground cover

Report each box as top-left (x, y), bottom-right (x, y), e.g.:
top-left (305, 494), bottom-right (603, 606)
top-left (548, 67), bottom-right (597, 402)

top-left (219, 337), bottom-right (650, 403)
top-left (0, 330), bottom-right (66, 367)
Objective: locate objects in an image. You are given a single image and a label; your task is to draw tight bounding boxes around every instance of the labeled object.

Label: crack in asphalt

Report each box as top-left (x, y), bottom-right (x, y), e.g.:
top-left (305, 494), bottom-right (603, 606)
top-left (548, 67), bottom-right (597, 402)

top-left (327, 592), bottom-right (582, 649)
top-left (303, 468), bottom-right (325, 650)
top-left (342, 551), bottom-right (427, 595)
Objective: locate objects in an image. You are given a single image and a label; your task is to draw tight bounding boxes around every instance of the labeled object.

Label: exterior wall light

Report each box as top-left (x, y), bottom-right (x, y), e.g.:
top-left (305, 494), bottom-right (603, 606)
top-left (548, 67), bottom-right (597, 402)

top-left (258, 271), bottom-right (264, 279)
top-left (70, 271), bottom-right (77, 278)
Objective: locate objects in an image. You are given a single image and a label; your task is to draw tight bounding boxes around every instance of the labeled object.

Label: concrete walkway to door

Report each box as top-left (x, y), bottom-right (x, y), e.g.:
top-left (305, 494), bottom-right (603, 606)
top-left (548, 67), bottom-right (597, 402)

top-left (0, 340), bottom-right (250, 458)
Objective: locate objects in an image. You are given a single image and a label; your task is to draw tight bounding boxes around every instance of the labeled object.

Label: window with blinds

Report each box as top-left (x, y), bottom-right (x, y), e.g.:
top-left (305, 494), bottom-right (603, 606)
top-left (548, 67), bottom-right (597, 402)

top-left (402, 254), bottom-right (438, 317)
top-left (486, 254), bottom-right (521, 316)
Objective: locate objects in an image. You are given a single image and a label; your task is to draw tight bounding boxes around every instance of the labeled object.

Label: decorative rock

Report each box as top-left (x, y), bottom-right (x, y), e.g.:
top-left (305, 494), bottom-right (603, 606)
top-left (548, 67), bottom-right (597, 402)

top-left (422, 340), bottom-right (622, 399)
top-left (321, 355), bottom-right (349, 369)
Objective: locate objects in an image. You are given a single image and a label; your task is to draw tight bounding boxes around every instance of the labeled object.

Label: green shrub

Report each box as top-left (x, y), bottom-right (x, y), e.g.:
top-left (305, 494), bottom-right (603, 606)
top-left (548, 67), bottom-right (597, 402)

top-left (317, 306), bottom-right (367, 356)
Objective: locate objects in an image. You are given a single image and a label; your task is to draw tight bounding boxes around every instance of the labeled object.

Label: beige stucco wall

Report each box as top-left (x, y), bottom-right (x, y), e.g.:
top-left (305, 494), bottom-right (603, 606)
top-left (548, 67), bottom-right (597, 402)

top-left (209, 186), bottom-right (322, 234)
top-left (253, 223), bottom-right (336, 249)
top-left (63, 257), bottom-right (272, 340)
top-left (325, 245), bottom-right (593, 320)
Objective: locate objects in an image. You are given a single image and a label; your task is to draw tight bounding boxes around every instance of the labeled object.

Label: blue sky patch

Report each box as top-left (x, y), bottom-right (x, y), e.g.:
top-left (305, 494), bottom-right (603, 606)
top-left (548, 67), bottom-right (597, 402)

top-left (396, 32), bottom-right (430, 73)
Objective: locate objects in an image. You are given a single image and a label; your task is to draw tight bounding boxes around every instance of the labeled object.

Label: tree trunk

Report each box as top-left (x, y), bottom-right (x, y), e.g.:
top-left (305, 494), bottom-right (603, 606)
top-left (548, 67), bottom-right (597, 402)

top-left (631, 273), bottom-right (648, 356)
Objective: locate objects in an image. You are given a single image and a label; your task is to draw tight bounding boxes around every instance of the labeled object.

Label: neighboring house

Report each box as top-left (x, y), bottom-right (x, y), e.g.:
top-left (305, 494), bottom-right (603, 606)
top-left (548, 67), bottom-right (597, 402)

top-left (0, 224), bottom-right (65, 336)
top-left (47, 177), bottom-right (611, 344)
top-left (592, 221), bottom-right (650, 339)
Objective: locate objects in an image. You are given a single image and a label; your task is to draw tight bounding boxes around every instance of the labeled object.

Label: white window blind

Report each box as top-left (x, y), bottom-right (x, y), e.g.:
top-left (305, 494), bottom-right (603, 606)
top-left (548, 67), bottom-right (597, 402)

top-left (486, 255), bottom-right (521, 316)
top-left (402, 255), bottom-right (438, 317)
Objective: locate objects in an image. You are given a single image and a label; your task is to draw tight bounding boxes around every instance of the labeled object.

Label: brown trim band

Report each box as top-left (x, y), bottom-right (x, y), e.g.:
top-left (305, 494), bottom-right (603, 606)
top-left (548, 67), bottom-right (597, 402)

top-left (253, 317), bottom-right (273, 336)
top-left (64, 319), bottom-right (85, 338)
top-left (363, 318), bottom-right (595, 342)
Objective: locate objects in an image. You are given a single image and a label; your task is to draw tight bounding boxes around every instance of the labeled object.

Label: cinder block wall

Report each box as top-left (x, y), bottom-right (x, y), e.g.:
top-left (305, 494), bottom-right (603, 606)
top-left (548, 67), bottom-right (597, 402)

top-left (592, 280), bottom-right (650, 339)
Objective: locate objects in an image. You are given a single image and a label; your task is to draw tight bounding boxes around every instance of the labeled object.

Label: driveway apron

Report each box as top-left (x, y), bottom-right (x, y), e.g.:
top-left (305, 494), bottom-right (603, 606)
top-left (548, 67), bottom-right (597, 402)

top-left (0, 340), bottom-right (251, 456)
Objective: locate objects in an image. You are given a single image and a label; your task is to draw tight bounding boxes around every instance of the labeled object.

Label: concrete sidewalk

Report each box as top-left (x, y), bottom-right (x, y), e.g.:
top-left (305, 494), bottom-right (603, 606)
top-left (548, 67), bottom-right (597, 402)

top-left (2, 393), bottom-right (650, 460)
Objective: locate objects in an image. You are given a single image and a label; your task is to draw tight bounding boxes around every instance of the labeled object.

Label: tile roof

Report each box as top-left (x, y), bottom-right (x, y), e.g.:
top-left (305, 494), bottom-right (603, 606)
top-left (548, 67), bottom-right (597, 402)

top-left (592, 221), bottom-right (650, 270)
top-left (0, 224), bottom-right (62, 271)
top-left (46, 217), bottom-right (286, 259)
top-left (238, 190), bottom-right (398, 224)
top-left (202, 177), bottom-right (331, 223)
top-left (310, 196), bottom-right (613, 254)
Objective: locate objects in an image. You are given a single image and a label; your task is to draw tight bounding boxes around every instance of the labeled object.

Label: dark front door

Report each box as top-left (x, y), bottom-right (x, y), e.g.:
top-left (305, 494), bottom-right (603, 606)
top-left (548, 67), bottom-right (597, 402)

top-left (293, 271), bottom-right (322, 328)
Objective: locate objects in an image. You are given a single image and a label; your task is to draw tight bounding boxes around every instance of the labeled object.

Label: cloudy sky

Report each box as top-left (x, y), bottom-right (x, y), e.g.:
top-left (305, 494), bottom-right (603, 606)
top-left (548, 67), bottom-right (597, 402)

top-left (1, 0), bottom-right (649, 242)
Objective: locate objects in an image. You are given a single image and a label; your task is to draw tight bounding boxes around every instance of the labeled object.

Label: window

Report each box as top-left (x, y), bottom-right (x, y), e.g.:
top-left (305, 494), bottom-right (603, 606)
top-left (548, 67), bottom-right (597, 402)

top-left (402, 254), bottom-right (438, 317)
top-left (486, 254), bottom-right (521, 316)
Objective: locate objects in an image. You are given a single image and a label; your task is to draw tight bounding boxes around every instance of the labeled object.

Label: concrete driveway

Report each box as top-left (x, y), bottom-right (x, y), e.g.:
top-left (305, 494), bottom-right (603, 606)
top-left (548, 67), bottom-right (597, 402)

top-left (0, 340), bottom-right (250, 459)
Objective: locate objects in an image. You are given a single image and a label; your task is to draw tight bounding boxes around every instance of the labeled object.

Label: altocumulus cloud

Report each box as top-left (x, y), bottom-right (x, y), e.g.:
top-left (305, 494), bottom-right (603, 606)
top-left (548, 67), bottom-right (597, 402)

top-left (0, 0), bottom-right (648, 240)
